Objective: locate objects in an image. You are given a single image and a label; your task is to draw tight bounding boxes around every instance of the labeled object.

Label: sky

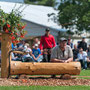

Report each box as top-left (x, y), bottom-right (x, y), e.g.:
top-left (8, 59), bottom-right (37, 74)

top-left (0, 0), bottom-right (24, 3)
top-left (55, 0), bottom-right (60, 9)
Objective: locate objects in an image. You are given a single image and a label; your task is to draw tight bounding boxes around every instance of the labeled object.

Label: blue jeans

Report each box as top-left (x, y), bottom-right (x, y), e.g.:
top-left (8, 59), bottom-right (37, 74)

top-left (79, 59), bottom-right (87, 69)
top-left (32, 55), bottom-right (43, 62)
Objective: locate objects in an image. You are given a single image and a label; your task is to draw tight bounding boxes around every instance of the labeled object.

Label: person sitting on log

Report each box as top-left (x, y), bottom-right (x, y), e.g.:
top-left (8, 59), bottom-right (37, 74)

top-left (50, 37), bottom-right (73, 78)
top-left (22, 43), bottom-right (33, 62)
top-left (32, 44), bottom-right (43, 62)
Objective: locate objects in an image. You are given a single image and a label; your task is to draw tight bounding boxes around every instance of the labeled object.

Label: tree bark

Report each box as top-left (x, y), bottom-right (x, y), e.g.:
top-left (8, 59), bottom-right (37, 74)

top-left (1, 33), bottom-right (11, 78)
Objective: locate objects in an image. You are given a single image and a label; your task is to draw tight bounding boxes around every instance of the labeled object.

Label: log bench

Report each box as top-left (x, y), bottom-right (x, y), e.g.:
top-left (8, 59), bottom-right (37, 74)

top-left (10, 61), bottom-right (81, 75)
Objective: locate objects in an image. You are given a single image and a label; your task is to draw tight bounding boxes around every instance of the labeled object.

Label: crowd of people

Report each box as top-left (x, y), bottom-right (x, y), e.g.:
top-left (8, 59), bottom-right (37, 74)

top-left (10, 28), bottom-right (90, 70)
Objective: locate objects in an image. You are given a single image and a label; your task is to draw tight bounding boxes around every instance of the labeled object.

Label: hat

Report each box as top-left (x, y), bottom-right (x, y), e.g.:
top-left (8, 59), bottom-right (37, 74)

top-left (34, 44), bottom-right (38, 47)
top-left (59, 37), bottom-right (67, 42)
top-left (45, 28), bottom-right (50, 31)
top-left (82, 37), bottom-right (85, 39)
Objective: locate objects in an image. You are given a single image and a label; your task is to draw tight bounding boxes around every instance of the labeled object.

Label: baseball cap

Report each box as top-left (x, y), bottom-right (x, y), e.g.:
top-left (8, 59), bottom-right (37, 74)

top-left (45, 28), bottom-right (50, 31)
top-left (59, 37), bottom-right (67, 42)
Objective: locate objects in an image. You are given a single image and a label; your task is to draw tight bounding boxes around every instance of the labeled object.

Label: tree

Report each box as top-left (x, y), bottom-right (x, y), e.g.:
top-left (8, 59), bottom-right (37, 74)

top-left (58, 0), bottom-right (90, 34)
top-left (24, 0), bottom-right (55, 7)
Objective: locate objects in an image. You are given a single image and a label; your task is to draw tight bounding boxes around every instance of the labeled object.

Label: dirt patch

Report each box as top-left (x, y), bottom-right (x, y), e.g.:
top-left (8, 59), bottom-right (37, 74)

top-left (0, 76), bottom-right (90, 86)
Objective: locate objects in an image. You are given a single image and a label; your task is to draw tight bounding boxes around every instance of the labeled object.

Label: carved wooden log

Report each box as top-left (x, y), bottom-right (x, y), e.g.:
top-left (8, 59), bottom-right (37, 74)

top-left (10, 61), bottom-right (81, 75)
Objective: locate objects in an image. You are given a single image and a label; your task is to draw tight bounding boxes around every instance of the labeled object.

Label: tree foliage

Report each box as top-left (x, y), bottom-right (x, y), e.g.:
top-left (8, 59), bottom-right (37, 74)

top-left (24, 0), bottom-right (55, 7)
top-left (0, 5), bottom-right (27, 44)
top-left (58, 0), bottom-right (90, 34)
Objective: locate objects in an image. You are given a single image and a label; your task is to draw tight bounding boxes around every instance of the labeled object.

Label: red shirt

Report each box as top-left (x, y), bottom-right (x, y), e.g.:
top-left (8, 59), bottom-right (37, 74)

top-left (40, 34), bottom-right (56, 50)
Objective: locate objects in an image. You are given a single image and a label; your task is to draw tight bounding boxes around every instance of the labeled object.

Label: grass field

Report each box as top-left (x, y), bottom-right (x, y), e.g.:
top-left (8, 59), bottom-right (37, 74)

top-left (0, 86), bottom-right (90, 90)
top-left (76, 69), bottom-right (90, 79)
top-left (79, 69), bottom-right (90, 76)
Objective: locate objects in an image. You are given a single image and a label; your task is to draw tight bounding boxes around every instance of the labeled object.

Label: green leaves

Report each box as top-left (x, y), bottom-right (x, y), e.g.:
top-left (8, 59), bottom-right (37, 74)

top-left (0, 5), bottom-right (27, 44)
top-left (58, 0), bottom-right (90, 33)
top-left (25, 0), bottom-right (55, 7)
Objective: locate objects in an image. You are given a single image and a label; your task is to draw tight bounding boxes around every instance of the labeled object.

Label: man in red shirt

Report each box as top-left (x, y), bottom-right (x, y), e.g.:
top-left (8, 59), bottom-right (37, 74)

top-left (40, 28), bottom-right (56, 62)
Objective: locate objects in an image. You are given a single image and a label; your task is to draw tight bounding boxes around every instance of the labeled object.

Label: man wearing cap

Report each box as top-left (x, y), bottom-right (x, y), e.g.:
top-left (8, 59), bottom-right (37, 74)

top-left (51, 37), bottom-right (73, 63)
top-left (40, 28), bottom-right (56, 62)
top-left (78, 37), bottom-right (87, 51)
top-left (50, 37), bottom-right (73, 78)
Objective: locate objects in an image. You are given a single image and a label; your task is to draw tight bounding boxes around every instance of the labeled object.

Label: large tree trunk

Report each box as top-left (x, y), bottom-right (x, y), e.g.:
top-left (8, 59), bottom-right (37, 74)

top-left (10, 61), bottom-right (81, 75)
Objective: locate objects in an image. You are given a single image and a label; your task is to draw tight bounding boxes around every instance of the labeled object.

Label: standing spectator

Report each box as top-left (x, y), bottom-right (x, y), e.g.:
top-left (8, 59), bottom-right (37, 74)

top-left (32, 44), bottom-right (43, 62)
top-left (78, 37), bottom-right (87, 51)
top-left (40, 28), bottom-right (56, 62)
top-left (67, 38), bottom-right (73, 49)
top-left (77, 48), bottom-right (88, 70)
top-left (77, 41), bottom-right (80, 49)
top-left (73, 44), bottom-right (79, 61)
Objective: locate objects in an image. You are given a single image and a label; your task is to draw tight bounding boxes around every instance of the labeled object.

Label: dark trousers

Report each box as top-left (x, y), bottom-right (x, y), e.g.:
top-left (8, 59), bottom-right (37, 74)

top-left (43, 54), bottom-right (51, 62)
top-left (43, 48), bottom-right (51, 62)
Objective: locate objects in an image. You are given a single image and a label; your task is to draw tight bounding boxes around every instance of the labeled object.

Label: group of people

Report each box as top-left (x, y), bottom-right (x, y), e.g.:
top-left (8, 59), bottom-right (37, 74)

top-left (11, 28), bottom-right (90, 70)
top-left (73, 37), bottom-right (90, 70)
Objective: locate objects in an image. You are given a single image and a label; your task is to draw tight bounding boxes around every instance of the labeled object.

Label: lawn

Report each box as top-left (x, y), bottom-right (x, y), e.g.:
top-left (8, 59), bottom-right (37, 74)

top-left (79, 69), bottom-right (90, 76)
top-left (0, 86), bottom-right (90, 90)
top-left (76, 69), bottom-right (90, 79)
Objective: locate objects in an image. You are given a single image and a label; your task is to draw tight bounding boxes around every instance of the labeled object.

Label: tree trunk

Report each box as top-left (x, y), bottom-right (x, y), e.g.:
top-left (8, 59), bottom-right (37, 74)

top-left (10, 61), bottom-right (81, 75)
top-left (1, 33), bottom-right (11, 78)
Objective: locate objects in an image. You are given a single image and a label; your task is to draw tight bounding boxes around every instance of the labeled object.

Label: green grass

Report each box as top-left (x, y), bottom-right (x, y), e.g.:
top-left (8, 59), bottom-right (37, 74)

top-left (80, 69), bottom-right (90, 76)
top-left (0, 86), bottom-right (90, 90)
top-left (76, 69), bottom-right (90, 79)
